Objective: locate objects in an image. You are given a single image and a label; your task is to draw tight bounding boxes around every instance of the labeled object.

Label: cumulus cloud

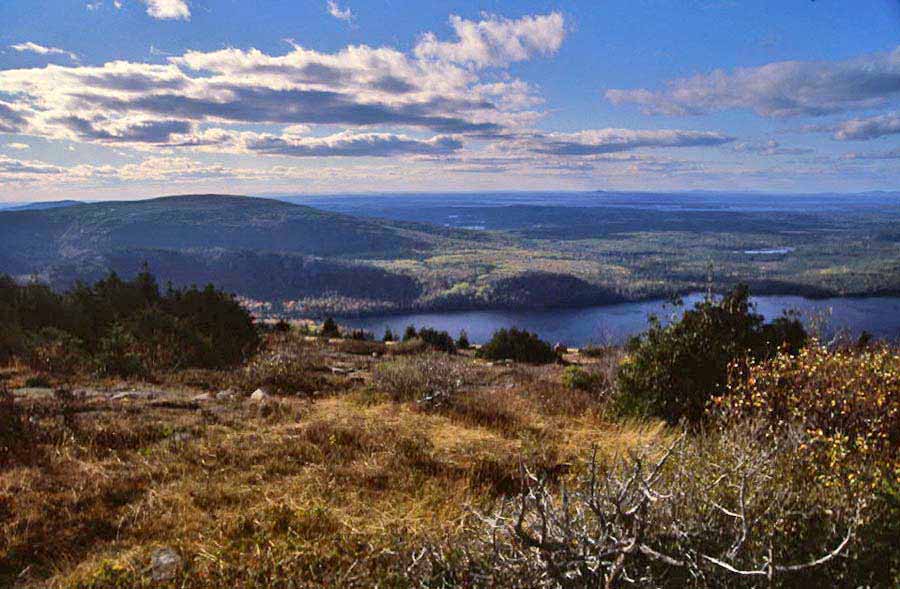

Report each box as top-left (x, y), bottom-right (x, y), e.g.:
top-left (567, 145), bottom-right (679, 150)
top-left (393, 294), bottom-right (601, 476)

top-left (245, 131), bottom-right (462, 157)
top-left (527, 128), bottom-right (733, 155)
top-left (5, 143), bottom-right (30, 150)
top-left (56, 116), bottom-right (193, 143)
top-left (0, 155), bottom-right (66, 177)
top-left (414, 12), bottom-right (565, 68)
top-left (832, 112), bottom-right (900, 141)
top-left (841, 147), bottom-right (900, 160)
top-left (0, 20), bottom-right (550, 146)
top-left (606, 46), bottom-right (900, 118)
top-left (0, 102), bottom-right (28, 133)
top-left (731, 139), bottom-right (814, 156)
top-left (10, 42), bottom-right (79, 61)
top-left (326, 1), bottom-right (354, 23)
top-left (141, 0), bottom-right (190, 20)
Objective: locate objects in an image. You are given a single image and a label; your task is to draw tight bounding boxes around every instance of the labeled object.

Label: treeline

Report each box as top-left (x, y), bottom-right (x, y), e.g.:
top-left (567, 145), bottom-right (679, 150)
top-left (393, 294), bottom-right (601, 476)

top-left (0, 270), bottom-right (258, 377)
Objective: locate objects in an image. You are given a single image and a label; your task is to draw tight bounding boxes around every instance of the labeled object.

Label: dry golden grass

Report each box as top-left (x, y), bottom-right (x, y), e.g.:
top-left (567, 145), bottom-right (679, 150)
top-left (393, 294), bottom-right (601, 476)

top-left (0, 340), bottom-right (661, 588)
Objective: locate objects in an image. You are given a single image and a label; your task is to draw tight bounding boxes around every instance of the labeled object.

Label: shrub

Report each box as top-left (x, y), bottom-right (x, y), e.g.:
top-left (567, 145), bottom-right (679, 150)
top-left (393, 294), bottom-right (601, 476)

top-left (561, 365), bottom-right (606, 394)
top-left (93, 323), bottom-right (146, 378)
top-left (423, 422), bottom-right (875, 587)
top-left (402, 325), bottom-right (418, 342)
top-left (336, 339), bottom-right (385, 356)
top-left (479, 327), bottom-right (557, 364)
top-left (0, 271), bottom-right (259, 376)
top-left (579, 343), bottom-right (615, 358)
top-left (23, 327), bottom-right (87, 376)
top-left (321, 316), bottom-right (340, 338)
top-left (417, 327), bottom-right (456, 353)
top-left (372, 354), bottom-right (471, 408)
top-left (616, 284), bottom-right (806, 424)
top-left (24, 375), bottom-right (52, 388)
top-left (387, 338), bottom-right (428, 356)
top-left (0, 388), bottom-right (32, 463)
top-left (383, 328), bottom-right (394, 342)
top-left (719, 342), bottom-right (899, 490)
top-left (231, 347), bottom-right (327, 396)
top-left (346, 328), bottom-right (372, 341)
top-left (456, 330), bottom-right (470, 350)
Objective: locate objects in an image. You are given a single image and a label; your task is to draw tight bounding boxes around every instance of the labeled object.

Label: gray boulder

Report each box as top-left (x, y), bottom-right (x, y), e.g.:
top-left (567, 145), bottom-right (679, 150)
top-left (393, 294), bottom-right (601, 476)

top-left (150, 547), bottom-right (181, 582)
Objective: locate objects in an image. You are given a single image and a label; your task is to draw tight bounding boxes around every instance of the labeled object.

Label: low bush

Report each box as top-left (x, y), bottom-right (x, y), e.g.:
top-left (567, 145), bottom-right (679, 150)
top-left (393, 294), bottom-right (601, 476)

top-left (230, 347), bottom-right (327, 396)
top-left (456, 330), bottom-right (470, 350)
top-left (616, 284), bottom-right (806, 424)
top-left (579, 343), bottom-right (616, 358)
top-left (387, 338), bottom-right (428, 356)
top-left (719, 342), bottom-right (899, 490)
top-left (0, 388), bottom-right (32, 464)
top-left (23, 327), bottom-right (87, 376)
top-left (336, 339), bottom-right (386, 356)
top-left (372, 353), bottom-right (472, 408)
top-left (479, 327), bottom-right (557, 364)
top-left (24, 375), bottom-right (52, 388)
top-left (320, 316), bottom-right (340, 338)
top-left (421, 421), bottom-right (883, 587)
top-left (561, 365), bottom-right (606, 394)
top-left (417, 327), bottom-right (456, 353)
top-left (0, 270), bottom-right (259, 378)
top-left (93, 323), bottom-right (146, 378)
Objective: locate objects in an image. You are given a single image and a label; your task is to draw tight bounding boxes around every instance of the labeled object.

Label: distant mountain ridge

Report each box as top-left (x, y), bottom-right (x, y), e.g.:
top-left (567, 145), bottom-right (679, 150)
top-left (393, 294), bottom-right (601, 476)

top-left (0, 200), bottom-right (83, 211)
top-left (0, 194), bottom-right (522, 313)
top-left (2, 192), bottom-right (898, 317)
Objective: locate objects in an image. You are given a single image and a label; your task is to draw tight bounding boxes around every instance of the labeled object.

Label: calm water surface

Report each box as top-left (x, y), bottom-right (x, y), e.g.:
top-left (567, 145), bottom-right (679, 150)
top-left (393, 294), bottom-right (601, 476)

top-left (340, 295), bottom-right (900, 347)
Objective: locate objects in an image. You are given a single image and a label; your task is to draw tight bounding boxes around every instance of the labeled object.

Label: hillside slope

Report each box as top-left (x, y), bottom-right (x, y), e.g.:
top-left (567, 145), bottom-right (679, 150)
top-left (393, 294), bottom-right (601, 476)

top-left (0, 194), bottom-right (532, 312)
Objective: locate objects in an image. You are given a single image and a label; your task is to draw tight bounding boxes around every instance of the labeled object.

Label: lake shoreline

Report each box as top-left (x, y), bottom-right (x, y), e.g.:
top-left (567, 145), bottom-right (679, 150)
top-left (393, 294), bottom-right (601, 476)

top-left (290, 286), bottom-right (900, 321)
top-left (320, 293), bottom-right (900, 347)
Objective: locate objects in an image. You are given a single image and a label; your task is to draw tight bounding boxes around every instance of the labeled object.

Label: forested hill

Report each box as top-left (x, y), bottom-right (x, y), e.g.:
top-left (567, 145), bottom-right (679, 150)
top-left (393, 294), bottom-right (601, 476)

top-left (0, 194), bottom-right (445, 263)
top-left (3, 193), bottom-right (898, 316)
top-left (0, 194), bottom-right (506, 311)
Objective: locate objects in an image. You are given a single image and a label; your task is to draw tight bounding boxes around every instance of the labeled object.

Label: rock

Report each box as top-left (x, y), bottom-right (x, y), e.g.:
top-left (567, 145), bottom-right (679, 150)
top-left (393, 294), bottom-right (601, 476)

top-left (150, 547), bottom-right (181, 582)
top-left (190, 393), bottom-right (213, 403)
top-left (215, 389), bottom-right (237, 401)
top-left (110, 390), bottom-right (157, 401)
top-left (249, 388), bottom-right (270, 402)
top-left (553, 342), bottom-right (568, 355)
top-left (169, 432), bottom-right (193, 444)
top-left (202, 406), bottom-right (227, 419)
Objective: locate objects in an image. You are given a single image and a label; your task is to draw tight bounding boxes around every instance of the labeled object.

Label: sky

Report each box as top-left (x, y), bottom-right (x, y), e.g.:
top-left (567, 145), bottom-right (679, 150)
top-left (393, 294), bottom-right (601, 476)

top-left (1, 0), bottom-right (899, 201)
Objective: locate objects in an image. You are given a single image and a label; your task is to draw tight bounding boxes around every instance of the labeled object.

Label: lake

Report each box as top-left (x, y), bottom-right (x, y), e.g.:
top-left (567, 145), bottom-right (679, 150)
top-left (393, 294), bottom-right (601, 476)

top-left (340, 294), bottom-right (900, 347)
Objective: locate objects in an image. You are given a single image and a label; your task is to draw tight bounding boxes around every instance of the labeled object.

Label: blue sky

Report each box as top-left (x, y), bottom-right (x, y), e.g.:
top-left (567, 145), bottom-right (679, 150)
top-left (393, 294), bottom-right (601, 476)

top-left (1, 0), bottom-right (899, 200)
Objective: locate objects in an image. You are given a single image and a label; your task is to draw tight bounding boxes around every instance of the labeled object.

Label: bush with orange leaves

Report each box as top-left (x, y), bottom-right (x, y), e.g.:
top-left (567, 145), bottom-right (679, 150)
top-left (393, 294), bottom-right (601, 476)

top-left (718, 342), bottom-right (899, 491)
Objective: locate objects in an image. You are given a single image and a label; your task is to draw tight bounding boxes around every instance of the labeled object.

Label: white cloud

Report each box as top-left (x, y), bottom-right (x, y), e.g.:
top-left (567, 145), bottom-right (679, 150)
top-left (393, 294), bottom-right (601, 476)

top-left (414, 12), bottom-right (565, 68)
top-left (842, 148), bottom-right (900, 160)
top-left (526, 128), bottom-right (734, 155)
top-left (606, 46), bottom-right (900, 118)
top-left (832, 112), bottom-right (900, 141)
top-left (5, 143), bottom-right (30, 150)
top-left (10, 42), bottom-right (79, 61)
top-left (731, 139), bottom-right (814, 156)
top-left (326, 1), bottom-right (354, 23)
top-left (141, 0), bottom-right (190, 20)
top-left (244, 130), bottom-right (462, 157)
